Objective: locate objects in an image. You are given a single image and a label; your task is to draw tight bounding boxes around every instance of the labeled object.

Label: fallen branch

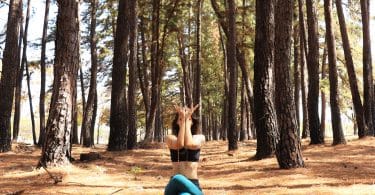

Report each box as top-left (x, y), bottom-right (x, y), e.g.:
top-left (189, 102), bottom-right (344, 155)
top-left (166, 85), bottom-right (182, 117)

top-left (109, 189), bottom-right (123, 195)
top-left (37, 161), bottom-right (62, 184)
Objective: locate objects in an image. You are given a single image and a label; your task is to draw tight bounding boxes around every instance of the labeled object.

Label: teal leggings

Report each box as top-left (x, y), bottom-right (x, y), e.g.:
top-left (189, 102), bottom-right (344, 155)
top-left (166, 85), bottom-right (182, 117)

top-left (164, 174), bottom-right (203, 195)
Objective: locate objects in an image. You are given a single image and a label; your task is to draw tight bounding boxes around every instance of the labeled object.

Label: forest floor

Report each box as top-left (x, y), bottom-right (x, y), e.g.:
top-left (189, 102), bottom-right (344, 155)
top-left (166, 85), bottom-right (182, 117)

top-left (1, 136), bottom-right (375, 195)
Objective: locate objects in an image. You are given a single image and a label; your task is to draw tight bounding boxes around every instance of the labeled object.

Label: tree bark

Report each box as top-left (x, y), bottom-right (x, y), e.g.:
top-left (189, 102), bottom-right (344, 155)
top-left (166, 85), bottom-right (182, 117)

top-left (108, 0), bottom-right (129, 151)
top-left (194, 0), bottom-right (203, 131)
top-left (39, 0), bottom-right (80, 166)
top-left (320, 47), bottom-right (327, 139)
top-left (336, 0), bottom-right (366, 138)
top-left (211, 0), bottom-right (255, 124)
top-left (0, 0), bottom-right (22, 152)
top-left (82, 0), bottom-right (99, 147)
top-left (177, 31), bottom-right (193, 106)
top-left (226, 0), bottom-right (238, 151)
top-left (293, 19), bottom-right (300, 137)
top-left (275, 0), bottom-right (304, 169)
top-left (324, 0), bottom-right (346, 145)
top-left (77, 67), bottom-right (85, 144)
top-left (360, 0), bottom-right (374, 136)
top-left (38, 0), bottom-right (50, 147)
top-left (13, 10), bottom-right (24, 142)
top-left (298, 0), bottom-right (309, 139)
top-left (306, 0), bottom-right (322, 144)
top-left (127, 0), bottom-right (138, 149)
top-left (254, 0), bottom-right (279, 159)
top-left (144, 0), bottom-right (160, 142)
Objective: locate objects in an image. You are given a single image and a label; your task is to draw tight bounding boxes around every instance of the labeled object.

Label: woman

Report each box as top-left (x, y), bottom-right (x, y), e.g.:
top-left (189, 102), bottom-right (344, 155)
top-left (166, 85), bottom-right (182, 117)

top-left (164, 105), bottom-right (205, 195)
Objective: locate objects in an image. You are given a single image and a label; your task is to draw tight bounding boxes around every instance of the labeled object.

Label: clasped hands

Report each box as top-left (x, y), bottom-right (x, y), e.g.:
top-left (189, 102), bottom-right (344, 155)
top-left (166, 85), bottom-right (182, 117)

top-left (174, 104), bottom-right (199, 127)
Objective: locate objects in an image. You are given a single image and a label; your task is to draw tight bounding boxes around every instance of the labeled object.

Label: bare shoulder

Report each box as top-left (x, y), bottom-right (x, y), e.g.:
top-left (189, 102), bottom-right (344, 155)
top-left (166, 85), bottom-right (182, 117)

top-left (165, 134), bottom-right (177, 141)
top-left (165, 135), bottom-right (176, 147)
top-left (193, 134), bottom-right (205, 143)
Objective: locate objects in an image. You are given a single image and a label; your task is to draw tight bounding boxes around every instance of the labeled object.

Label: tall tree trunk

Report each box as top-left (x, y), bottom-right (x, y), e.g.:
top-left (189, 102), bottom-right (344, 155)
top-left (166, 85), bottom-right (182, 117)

top-left (127, 0), bottom-right (138, 149)
top-left (306, 0), bottom-right (322, 144)
top-left (13, 11), bottom-right (24, 142)
top-left (275, 0), bottom-right (304, 169)
top-left (320, 47), bottom-right (327, 139)
top-left (108, 0), bottom-right (129, 151)
top-left (138, 16), bottom-right (150, 127)
top-left (25, 58), bottom-right (36, 145)
top-left (239, 78), bottom-right (247, 141)
top-left (226, 0), bottom-right (238, 151)
top-left (219, 24), bottom-right (228, 141)
top-left (78, 67), bottom-right (85, 144)
top-left (177, 31), bottom-right (193, 106)
top-left (324, 0), bottom-right (346, 145)
top-left (144, 0), bottom-right (160, 142)
top-left (336, 0), bottom-right (366, 138)
top-left (39, 0), bottom-right (80, 166)
top-left (360, 0), bottom-right (374, 136)
top-left (82, 0), bottom-right (98, 147)
top-left (254, 0), bottom-right (279, 159)
top-left (298, 0), bottom-right (309, 139)
top-left (19, 0), bottom-right (36, 145)
top-left (91, 92), bottom-right (97, 144)
top-left (293, 19), bottom-right (300, 137)
top-left (72, 79), bottom-right (78, 145)
top-left (194, 0), bottom-right (203, 131)
top-left (0, 0), bottom-right (23, 152)
top-left (211, 0), bottom-right (255, 124)
top-left (38, 0), bottom-right (50, 147)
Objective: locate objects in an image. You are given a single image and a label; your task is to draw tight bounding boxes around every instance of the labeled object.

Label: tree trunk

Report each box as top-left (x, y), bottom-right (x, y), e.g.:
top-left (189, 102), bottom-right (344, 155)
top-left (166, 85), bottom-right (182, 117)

top-left (293, 19), bottom-right (300, 137)
top-left (275, 0), bottom-right (304, 169)
top-left (194, 0), bottom-right (203, 131)
top-left (72, 79), bottom-right (78, 145)
top-left (306, 0), bottom-right (322, 144)
top-left (226, 0), bottom-right (238, 151)
top-left (219, 24), bottom-right (228, 141)
top-left (177, 31), bottom-right (193, 106)
top-left (138, 16), bottom-right (150, 127)
top-left (13, 12), bottom-right (24, 142)
top-left (254, 0), bottom-right (279, 159)
top-left (78, 67), bottom-right (85, 144)
top-left (82, 0), bottom-right (98, 148)
top-left (108, 0), bottom-right (129, 151)
top-left (360, 0), bottom-right (374, 136)
top-left (211, 0), bottom-right (255, 125)
top-left (38, 0), bottom-right (50, 147)
top-left (25, 58), bottom-right (36, 145)
top-left (298, 0), bottom-right (309, 139)
top-left (144, 0), bottom-right (160, 142)
top-left (324, 0), bottom-right (346, 145)
top-left (39, 0), bottom-right (80, 166)
top-left (239, 78), bottom-right (247, 141)
top-left (127, 0), bottom-right (138, 149)
top-left (336, 0), bottom-right (366, 138)
top-left (0, 0), bottom-right (23, 152)
top-left (320, 47), bottom-right (327, 139)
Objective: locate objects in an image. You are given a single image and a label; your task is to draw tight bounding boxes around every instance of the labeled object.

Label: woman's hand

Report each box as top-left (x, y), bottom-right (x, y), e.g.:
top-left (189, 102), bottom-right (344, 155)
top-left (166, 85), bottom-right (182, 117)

top-left (185, 104), bottom-right (199, 119)
top-left (174, 105), bottom-right (186, 126)
top-left (184, 104), bottom-right (199, 127)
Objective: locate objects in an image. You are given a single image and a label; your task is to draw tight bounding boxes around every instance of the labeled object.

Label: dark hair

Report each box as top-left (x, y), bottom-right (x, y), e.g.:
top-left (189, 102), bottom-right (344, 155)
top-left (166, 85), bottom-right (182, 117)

top-left (172, 113), bottom-right (200, 136)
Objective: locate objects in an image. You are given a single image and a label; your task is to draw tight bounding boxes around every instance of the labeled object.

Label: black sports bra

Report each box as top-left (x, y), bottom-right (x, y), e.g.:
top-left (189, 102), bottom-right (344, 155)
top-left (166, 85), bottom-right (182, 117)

top-left (170, 148), bottom-right (200, 162)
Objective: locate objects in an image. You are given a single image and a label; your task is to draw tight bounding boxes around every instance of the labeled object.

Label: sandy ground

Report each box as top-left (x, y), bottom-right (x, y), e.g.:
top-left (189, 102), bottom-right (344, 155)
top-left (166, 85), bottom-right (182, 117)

top-left (1, 137), bottom-right (375, 195)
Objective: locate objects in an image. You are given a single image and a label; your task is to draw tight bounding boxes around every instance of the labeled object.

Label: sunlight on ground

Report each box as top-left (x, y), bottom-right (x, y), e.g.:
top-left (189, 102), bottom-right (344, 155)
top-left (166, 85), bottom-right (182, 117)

top-left (1, 137), bottom-right (375, 194)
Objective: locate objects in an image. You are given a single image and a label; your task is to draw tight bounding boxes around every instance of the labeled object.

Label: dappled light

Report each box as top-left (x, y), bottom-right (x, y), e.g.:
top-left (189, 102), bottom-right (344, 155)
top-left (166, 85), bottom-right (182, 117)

top-left (1, 137), bottom-right (375, 194)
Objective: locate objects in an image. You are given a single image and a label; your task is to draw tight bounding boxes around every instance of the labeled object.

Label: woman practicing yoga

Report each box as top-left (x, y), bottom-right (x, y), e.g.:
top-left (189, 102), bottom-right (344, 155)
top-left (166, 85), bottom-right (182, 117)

top-left (164, 104), bottom-right (205, 195)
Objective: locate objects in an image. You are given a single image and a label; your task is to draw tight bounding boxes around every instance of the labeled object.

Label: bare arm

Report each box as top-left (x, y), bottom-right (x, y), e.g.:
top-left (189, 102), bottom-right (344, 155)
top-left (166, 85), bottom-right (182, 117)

top-left (184, 105), bottom-right (205, 149)
top-left (166, 106), bottom-right (185, 149)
